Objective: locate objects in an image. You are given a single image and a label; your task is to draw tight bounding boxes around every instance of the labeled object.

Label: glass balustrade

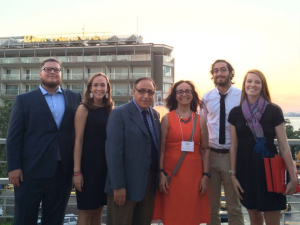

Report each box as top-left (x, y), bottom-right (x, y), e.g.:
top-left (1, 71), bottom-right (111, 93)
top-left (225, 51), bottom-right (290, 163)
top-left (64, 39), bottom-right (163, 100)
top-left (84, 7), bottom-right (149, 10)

top-left (1, 74), bottom-right (20, 80)
top-left (0, 54), bottom-right (151, 64)
top-left (0, 89), bottom-right (19, 96)
top-left (129, 73), bottom-right (151, 79)
top-left (111, 89), bottom-right (128, 96)
top-left (108, 73), bottom-right (128, 80)
top-left (163, 55), bottom-right (173, 63)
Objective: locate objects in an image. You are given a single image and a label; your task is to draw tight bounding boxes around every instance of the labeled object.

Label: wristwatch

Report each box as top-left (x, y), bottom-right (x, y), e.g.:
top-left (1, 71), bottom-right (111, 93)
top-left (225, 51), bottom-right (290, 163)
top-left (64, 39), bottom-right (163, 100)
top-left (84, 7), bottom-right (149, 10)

top-left (159, 169), bottom-right (168, 176)
top-left (203, 173), bottom-right (211, 178)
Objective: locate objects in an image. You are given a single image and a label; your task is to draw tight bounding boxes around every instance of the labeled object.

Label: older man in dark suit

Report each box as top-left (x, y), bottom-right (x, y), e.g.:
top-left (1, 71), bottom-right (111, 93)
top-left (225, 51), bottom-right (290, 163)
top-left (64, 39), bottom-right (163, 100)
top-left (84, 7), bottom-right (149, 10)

top-left (105, 77), bottom-right (160, 225)
top-left (6, 57), bottom-right (81, 225)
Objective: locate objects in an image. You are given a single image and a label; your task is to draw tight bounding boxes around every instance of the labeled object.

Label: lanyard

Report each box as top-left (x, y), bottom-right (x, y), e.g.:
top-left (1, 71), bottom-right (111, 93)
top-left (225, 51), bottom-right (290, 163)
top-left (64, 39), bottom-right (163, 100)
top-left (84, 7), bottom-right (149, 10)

top-left (176, 110), bottom-right (194, 142)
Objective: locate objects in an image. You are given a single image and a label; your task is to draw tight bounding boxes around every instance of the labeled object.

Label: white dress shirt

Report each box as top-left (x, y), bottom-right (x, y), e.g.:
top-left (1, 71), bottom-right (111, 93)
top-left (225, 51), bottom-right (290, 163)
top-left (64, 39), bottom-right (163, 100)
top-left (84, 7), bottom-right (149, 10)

top-left (200, 85), bottom-right (241, 149)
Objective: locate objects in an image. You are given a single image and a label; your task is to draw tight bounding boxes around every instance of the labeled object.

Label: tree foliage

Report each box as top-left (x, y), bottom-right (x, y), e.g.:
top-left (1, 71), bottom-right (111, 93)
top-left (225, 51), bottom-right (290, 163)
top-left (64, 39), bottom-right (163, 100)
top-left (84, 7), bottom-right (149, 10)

top-left (0, 102), bottom-right (13, 178)
top-left (284, 119), bottom-right (300, 160)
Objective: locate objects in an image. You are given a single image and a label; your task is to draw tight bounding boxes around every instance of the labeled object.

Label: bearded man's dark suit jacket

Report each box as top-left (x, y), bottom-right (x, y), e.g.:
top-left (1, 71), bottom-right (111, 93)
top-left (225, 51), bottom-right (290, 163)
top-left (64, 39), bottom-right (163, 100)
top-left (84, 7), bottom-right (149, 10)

top-left (6, 88), bottom-right (81, 225)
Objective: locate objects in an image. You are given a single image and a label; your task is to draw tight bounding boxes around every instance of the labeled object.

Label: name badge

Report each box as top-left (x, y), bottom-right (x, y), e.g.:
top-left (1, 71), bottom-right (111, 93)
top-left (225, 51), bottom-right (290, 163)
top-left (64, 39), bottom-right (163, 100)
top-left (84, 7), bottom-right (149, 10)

top-left (181, 141), bottom-right (194, 152)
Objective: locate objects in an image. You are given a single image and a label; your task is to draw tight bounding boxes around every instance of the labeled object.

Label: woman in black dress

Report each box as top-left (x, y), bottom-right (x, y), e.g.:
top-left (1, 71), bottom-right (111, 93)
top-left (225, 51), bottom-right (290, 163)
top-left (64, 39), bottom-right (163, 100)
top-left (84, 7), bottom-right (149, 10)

top-left (228, 69), bottom-right (297, 225)
top-left (73, 73), bottom-right (113, 225)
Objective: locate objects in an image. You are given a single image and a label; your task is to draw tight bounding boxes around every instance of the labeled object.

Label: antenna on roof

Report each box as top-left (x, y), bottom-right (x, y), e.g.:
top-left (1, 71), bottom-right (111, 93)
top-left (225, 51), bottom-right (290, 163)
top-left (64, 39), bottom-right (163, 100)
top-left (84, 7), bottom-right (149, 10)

top-left (82, 23), bottom-right (85, 37)
top-left (136, 18), bottom-right (138, 36)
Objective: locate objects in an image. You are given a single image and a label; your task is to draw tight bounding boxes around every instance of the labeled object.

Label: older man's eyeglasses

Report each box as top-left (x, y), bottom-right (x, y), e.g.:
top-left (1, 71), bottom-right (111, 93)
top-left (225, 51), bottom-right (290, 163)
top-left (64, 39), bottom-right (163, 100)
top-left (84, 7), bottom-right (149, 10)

top-left (176, 89), bottom-right (192, 96)
top-left (212, 68), bottom-right (228, 74)
top-left (135, 88), bottom-right (155, 96)
top-left (42, 67), bottom-right (61, 73)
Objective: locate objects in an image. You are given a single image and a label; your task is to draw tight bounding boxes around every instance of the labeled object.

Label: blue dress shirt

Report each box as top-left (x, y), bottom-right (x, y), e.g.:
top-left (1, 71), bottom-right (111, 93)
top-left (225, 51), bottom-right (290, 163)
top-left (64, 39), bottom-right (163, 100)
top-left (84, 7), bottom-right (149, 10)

top-left (39, 85), bottom-right (65, 160)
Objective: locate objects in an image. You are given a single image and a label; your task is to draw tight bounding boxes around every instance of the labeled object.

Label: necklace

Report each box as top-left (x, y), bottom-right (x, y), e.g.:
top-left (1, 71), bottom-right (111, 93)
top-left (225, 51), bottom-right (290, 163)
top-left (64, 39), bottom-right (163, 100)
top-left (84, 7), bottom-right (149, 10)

top-left (176, 110), bottom-right (192, 124)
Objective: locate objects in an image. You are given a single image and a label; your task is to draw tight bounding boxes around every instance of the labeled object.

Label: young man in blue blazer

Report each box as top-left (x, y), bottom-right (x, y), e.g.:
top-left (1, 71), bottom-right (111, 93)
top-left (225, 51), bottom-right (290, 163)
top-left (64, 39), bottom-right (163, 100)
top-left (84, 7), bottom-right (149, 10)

top-left (6, 57), bottom-right (81, 225)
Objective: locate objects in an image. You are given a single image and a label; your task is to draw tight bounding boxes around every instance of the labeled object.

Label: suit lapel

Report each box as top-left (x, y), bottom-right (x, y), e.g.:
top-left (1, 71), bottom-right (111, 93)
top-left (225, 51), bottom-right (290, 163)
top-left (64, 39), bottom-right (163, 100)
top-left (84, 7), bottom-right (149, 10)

top-left (129, 101), bottom-right (149, 138)
top-left (60, 89), bottom-right (69, 129)
top-left (35, 88), bottom-right (57, 125)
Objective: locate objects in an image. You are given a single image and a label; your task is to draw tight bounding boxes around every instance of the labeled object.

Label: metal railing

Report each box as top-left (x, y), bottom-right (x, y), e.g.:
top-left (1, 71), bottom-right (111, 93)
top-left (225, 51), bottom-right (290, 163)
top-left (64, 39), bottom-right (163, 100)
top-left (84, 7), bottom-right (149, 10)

top-left (62, 73), bottom-right (84, 80)
top-left (0, 138), bottom-right (300, 224)
top-left (0, 90), bottom-right (19, 96)
top-left (111, 89), bottom-right (129, 96)
top-left (107, 73), bottom-right (129, 80)
top-left (163, 55), bottom-right (173, 63)
top-left (129, 73), bottom-right (151, 79)
top-left (0, 54), bottom-right (151, 65)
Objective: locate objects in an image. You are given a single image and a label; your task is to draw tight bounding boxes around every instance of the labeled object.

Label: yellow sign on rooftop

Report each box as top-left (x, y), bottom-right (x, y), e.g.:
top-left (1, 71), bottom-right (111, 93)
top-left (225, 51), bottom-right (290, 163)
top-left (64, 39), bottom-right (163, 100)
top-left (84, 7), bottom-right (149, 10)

top-left (24, 35), bottom-right (107, 43)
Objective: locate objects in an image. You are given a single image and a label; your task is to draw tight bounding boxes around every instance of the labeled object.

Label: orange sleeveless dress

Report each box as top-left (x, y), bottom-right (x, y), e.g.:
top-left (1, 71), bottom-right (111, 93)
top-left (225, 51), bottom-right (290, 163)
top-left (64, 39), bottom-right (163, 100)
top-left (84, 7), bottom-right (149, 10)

top-left (153, 111), bottom-right (210, 225)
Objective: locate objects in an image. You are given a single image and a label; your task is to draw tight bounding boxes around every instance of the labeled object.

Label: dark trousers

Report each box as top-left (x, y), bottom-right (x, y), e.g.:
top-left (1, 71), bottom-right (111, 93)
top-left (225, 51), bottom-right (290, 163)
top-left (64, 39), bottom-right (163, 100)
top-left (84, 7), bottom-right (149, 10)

top-left (13, 162), bottom-right (72, 225)
top-left (106, 171), bottom-right (155, 225)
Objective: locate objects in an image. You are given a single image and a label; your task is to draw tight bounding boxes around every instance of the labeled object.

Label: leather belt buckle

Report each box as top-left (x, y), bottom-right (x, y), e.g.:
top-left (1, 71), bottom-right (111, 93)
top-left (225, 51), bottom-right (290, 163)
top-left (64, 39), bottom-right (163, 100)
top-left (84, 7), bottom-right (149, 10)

top-left (210, 147), bottom-right (229, 154)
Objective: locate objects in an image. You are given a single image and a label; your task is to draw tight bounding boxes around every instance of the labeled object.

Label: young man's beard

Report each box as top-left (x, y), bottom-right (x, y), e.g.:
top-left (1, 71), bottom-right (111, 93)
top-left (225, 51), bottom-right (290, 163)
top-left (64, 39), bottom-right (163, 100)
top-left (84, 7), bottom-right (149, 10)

top-left (41, 79), bottom-right (62, 89)
top-left (214, 75), bottom-right (231, 87)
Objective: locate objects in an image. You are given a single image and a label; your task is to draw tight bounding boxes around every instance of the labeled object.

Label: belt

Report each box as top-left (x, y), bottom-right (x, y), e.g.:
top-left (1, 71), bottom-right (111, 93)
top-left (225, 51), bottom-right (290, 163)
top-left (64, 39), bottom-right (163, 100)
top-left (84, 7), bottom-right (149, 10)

top-left (210, 147), bottom-right (229, 154)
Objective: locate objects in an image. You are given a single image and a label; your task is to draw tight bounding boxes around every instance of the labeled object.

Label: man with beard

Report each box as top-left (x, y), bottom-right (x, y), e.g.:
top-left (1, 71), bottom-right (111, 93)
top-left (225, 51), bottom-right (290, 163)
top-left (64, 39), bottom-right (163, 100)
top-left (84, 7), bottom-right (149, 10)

top-left (200, 60), bottom-right (244, 225)
top-left (6, 57), bottom-right (81, 225)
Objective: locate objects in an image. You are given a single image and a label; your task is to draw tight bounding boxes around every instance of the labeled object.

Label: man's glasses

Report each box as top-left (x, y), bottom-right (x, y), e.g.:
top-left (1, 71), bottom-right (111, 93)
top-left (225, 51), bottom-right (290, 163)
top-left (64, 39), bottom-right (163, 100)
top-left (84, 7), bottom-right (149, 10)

top-left (176, 89), bottom-right (192, 96)
top-left (135, 88), bottom-right (155, 96)
top-left (212, 68), bottom-right (228, 74)
top-left (42, 67), bottom-right (61, 73)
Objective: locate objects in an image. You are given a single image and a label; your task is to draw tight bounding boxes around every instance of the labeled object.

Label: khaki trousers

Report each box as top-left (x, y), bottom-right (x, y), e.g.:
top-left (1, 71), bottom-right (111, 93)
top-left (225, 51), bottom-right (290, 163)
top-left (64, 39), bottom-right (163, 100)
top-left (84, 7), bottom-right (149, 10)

top-left (207, 151), bottom-right (244, 225)
top-left (106, 171), bottom-right (155, 225)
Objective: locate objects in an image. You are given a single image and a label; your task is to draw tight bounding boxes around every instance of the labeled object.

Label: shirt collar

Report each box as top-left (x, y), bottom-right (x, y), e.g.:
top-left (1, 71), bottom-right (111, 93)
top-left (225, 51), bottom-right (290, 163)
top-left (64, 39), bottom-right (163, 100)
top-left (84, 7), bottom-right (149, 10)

top-left (39, 85), bottom-right (63, 95)
top-left (132, 98), bottom-right (150, 113)
top-left (215, 84), bottom-right (233, 95)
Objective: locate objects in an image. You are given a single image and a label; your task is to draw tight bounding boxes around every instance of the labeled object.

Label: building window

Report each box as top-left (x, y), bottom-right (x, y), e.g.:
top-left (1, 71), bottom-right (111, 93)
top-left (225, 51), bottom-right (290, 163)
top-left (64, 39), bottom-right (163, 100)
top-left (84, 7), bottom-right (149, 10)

top-left (109, 67), bottom-right (128, 79)
top-left (163, 66), bottom-right (172, 77)
top-left (6, 85), bottom-right (18, 95)
top-left (26, 84), bottom-right (39, 92)
top-left (163, 83), bottom-right (172, 93)
top-left (111, 83), bottom-right (128, 96)
top-left (26, 70), bottom-right (31, 80)
top-left (87, 67), bottom-right (105, 78)
top-left (131, 67), bottom-right (151, 79)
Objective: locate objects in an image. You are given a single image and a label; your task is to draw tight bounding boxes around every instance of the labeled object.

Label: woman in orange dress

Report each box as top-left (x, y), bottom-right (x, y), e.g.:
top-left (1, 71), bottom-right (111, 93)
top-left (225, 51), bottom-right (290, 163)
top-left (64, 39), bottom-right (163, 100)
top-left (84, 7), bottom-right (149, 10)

top-left (153, 80), bottom-right (210, 225)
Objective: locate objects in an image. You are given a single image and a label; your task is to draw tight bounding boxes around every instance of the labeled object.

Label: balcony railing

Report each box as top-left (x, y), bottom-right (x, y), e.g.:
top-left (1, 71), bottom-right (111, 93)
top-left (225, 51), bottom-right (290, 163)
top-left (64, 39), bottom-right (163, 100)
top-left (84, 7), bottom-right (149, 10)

top-left (67, 89), bottom-right (84, 94)
top-left (22, 74), bottom-right (40, 80)
top-left (108, 73), bottom-right (128, 80)
top-left (62, 73), bottom-right (84, 80)
top-left (19, 89), bottom-right (38, 94)
top-left (0, 54), bottom-right (151, 64)
top-left (163, 56), bottom-right (173, 63)
top-left (0, 89), bottom-right (19, 96)
top-left (1, 74), bottom-right (20, 80)
top-left (1, 138), bottom-right (299, 224)
top-left (1, 74), bottom-right (40, 81)
top-left (129, 73), bottom-right (151, 79)
top-left (111, 89), bottom-right (129, 96)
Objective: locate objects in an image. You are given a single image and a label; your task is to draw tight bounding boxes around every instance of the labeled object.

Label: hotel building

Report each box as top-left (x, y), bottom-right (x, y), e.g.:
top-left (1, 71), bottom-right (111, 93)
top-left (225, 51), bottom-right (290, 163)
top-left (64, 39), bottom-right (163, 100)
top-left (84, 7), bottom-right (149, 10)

top-left (0, 33), bottom-right (174, 106)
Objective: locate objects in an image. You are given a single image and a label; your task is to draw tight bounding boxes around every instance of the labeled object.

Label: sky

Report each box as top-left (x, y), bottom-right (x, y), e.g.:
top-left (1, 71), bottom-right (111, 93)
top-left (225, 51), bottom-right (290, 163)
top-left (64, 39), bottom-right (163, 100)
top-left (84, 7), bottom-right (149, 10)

top-left (1, 0), bottom-right (300, 112)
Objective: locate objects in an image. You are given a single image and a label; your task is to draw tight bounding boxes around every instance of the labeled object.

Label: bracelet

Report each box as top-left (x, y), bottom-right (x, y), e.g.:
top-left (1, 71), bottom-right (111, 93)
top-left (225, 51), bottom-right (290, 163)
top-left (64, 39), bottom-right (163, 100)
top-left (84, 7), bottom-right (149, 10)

top-left (73, 172), bottom-right (82, 176)
top-left (229, 170), bottom-right (236, 176)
